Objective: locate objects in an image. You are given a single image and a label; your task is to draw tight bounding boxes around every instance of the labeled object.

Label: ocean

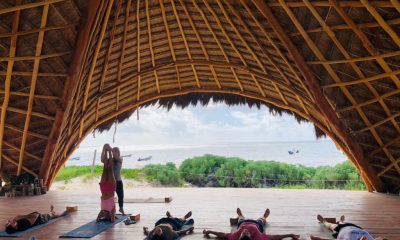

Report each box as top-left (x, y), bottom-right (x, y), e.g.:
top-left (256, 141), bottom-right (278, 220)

top-left (66, 140), bottom-right (347, 168)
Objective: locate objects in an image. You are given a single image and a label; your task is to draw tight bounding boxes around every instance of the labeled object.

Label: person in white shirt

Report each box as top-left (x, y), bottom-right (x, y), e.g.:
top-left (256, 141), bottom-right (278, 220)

top-left (310, 214), bottom-right (386, 240)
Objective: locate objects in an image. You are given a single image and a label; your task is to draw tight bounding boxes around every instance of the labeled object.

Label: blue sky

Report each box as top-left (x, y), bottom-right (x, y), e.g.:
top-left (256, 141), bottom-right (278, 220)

top-left (79, 103), bottom-right (323, 149)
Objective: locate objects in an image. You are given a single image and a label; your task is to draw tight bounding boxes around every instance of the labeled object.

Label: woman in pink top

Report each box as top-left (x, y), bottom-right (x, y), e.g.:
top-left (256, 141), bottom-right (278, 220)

top-left (203, 208), bottom-right (299, 240)
top-left (96, 144), bottom-right (117, 222)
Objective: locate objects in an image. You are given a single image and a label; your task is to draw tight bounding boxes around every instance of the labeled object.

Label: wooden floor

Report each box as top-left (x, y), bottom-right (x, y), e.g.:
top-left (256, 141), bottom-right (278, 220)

top-left (0, 188), bottom-right (399, 240)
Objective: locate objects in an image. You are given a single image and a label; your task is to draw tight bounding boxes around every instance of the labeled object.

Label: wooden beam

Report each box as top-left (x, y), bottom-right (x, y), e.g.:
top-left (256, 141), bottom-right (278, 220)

top-left (369, 135), bottom-right (400, 156)
top-left (2, 106), bottom-right (55, 121)
top-left (136, 0), bottom-right (141, 100)
top-left (355, 112), bottom-right (400, 134)
top-left (391, 0), bottom-right (400, 13)
top-left (0, 71), bottom-right (67, 77)
top-left (0, 1), bottom-right (20, 170)
top-left (291, 18), bottom-right (400, 38)
top-left (253, 0), bottom-right (384, 192)
top-left (4, 124), bottom-right (48, 140)
top-left (0, 24), bottom-right (76, 39)
top-left (80, 0), bottom-right (114, 134)
top-left (3, 141), bottom-right (42, 162)
top-left (0, 0), bottom-right (66, 15)
top-left (0, 90), bottom-right (60, 100)
top-left (307, 50), bottom-right (400, 65)
top-left (268, 1), bottom-right (394, 8)
top-left (0, 52), bottom-right (71, 62)
top-left (361, 0), bottom-right (400, 47)
top-left (338, 89), bottom-right (400, 113)
top-left (146, 0), bottom-right (160, 92)
top-left (17, 4), bottom-right (49, 175)
top-left (171, 0), bottom-right (201, 88)
top-left (40, 0), bottom-right (101, 186)
top-left (2, 154), bottom-right (38, 177)
top-left (178, 0), bottom-right (221, 89)
top-left (378, 157), bottom-right (400, 177)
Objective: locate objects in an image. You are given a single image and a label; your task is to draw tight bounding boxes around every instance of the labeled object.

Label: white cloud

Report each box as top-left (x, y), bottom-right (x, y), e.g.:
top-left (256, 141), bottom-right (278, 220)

top-left (78, 104), bottom-right (319, 150)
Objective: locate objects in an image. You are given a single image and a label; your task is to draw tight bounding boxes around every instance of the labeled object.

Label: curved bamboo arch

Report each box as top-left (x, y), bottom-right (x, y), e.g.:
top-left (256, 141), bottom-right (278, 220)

top-left (1, 0), bottom-right (399, 193)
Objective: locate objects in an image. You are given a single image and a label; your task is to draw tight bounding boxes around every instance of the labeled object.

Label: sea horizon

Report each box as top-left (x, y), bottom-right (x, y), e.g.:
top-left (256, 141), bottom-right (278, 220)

top-left (67, 139), bottom-right (348, 168)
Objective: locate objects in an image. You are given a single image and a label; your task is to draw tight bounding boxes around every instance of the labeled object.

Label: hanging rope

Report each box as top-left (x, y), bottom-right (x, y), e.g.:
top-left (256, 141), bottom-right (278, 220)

top-left (113, 119), bottom-right (118, 143)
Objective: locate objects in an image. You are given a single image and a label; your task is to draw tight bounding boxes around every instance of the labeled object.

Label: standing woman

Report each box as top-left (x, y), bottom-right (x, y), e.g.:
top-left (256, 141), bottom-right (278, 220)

top-left (112, 147), bottom-right (125, 215)
top-left (97, 144), bottom-right (116, 222)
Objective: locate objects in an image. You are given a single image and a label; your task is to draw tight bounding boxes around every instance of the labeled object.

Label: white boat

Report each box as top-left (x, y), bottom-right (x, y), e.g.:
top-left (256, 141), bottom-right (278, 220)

top-left (137, 156), bottom-right (152, 161)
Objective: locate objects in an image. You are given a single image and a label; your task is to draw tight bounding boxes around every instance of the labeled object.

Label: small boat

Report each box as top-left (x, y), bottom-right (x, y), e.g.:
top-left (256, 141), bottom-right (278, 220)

top-left (70, 156), bottom-right (80, 161)
top-left (296, 150), bottom-right (299, 153)
top-left (137, 156), bottom-right (152, 161)
top-left (288, 151), bottom-right (294, 155)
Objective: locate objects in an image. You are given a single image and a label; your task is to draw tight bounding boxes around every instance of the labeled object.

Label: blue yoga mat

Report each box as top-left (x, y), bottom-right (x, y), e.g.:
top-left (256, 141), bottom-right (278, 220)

top-left (60, 214), bottom-right (128, 238)
top-left (0, 216), bottom-right (65, 237)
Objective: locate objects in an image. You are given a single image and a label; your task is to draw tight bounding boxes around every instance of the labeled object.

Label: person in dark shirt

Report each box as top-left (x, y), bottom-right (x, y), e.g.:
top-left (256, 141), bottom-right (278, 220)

top-left (143, 211), bottom-right (194, 240)
top-left (5, 205), bottom-right (68, 234)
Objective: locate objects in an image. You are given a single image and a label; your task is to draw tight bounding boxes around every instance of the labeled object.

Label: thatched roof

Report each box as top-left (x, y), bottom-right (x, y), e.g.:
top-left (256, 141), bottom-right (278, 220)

top-left (0, 0), bottom-right (399, 193)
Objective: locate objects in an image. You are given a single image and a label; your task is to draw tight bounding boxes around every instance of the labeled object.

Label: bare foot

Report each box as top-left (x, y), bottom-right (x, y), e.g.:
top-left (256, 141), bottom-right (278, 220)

top-left (119, 208), bottom-right (125, 215)
top-left (50, 205), bottom-right (54, 212)
top-left (264, 208), bottom-right (270, 218)
top-left (340, 215), bottom-right (345, 222)
top-left (237, 208), bottom-right (244, 218)
top-left (166, 211), bottom-right (172, 218)
top-left (184, 211), bottom-right (192, 219)
top-left (317, 214), bottom-right (325, 223)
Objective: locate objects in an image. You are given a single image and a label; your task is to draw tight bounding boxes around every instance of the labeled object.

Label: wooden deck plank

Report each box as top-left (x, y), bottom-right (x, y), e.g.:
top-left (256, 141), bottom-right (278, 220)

top-left (0, 188), bottom-right (399, 239)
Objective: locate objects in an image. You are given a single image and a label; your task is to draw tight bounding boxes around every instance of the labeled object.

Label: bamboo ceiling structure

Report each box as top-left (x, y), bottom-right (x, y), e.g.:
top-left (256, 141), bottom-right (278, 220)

top-left (0, 0), bottom-right (399, 193)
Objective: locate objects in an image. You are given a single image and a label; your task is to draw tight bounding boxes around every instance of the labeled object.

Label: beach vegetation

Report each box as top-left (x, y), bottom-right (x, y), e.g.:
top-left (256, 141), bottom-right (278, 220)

top-left (56, 155), bottom-right (365, 190)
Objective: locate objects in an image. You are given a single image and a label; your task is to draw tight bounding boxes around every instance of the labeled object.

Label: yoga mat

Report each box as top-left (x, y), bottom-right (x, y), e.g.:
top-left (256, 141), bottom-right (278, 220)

top-left (60, 214), bottom-right (128, 238)
top-left (123, 197), bottom-right (172, 203)
top-left (0, 216), bottom-right (65, 237)
top-left (144, 221), bottom-right (194, 240)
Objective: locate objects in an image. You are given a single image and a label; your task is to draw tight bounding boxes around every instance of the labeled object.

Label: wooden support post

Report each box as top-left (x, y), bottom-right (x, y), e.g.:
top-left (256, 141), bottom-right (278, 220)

top-left (40, 0), bottom-right (101, 187)
top-left (91, 149), bottom-right (97, 176)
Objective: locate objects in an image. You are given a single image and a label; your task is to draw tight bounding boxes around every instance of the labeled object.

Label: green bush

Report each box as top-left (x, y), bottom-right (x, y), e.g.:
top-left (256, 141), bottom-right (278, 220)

top-left (56, 155), bottom-right (365, 190)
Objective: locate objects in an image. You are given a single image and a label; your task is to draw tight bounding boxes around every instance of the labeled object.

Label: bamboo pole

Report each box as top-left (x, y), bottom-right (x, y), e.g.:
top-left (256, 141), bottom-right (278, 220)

top-left (253, 0), bottom-right (383, 192)
top-left (3, 141), bottom-right (42, 162)
top-left (40, 0), bottom-right (102, 186)
top-left (18, 4), bottom-right (49, 175)
top-left (0, 90), bottom-right (60, 100)
top-left (178, 0), bottom-right (221, 89)
top-left (0, 0), bottom-right (66, 15)
top-left (146, 0), bottom-right (160, 92)
top-left (171, 0), bottom-right (201, 88)
top-left (0, 1), bottom-right (20, 170)
top-left (4, 124), bottom-right (48, 140)
top-left (2, 154), bottom-right (38, 177)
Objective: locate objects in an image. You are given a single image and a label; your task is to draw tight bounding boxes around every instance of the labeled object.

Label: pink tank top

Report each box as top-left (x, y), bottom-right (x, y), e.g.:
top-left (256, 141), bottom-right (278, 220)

top-left (227, 222), bottom-right (269, 240)
top-left (100, 197), bottom-right (115, 212)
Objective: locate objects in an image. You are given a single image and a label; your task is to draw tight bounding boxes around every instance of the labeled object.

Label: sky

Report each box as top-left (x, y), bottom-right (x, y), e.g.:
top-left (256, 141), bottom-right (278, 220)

top-left (78, 102), bottom-right (324, 150)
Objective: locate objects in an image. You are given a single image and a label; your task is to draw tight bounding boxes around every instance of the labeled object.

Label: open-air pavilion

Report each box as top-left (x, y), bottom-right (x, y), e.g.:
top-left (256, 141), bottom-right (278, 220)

top-left (0, 0), bottom-right (400, 239)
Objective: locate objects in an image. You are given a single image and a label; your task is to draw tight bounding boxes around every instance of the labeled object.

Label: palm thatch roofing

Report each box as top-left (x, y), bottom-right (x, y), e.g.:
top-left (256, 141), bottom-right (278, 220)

top-left (0, 0), bottom-right (399, 193)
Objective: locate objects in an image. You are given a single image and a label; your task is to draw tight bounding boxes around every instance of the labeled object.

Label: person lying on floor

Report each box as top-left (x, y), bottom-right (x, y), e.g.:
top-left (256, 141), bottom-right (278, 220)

top-left (5, 205), bottom-right (69, 234)
top-left (203, 208), bottom-right (299, 240)
top-left (143, 211), bottom-right (194, 240)
top-left (310, 214), bottom-right (387, 240)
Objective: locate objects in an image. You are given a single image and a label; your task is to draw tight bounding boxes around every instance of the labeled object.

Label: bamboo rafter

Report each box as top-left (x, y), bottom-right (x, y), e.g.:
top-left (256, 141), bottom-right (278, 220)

top-left (0, 1), bottom-right (20, 170)
top-left (17, 4), bottom-right (49, 175)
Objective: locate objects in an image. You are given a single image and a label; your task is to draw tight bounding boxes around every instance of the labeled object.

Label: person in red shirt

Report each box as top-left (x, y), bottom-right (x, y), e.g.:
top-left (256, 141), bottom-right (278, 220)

top-left (203, 208), bottom-right (299, 240)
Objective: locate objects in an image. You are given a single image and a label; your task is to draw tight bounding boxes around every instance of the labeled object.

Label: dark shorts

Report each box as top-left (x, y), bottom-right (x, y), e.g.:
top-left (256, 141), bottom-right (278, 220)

top-left (33, 213), bottom-right (51, 226)
top-left (238, 219), bottom-right (265, 233)
top-left (155, 217), bottom-right (194, 231)
top-left (332, 223), bottom-right (362, 238)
